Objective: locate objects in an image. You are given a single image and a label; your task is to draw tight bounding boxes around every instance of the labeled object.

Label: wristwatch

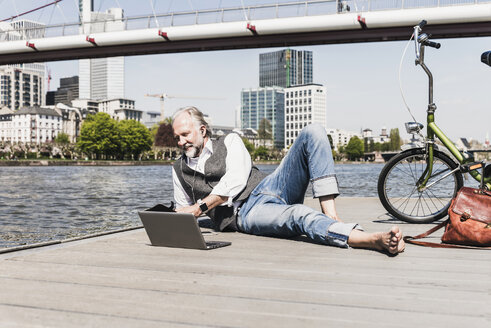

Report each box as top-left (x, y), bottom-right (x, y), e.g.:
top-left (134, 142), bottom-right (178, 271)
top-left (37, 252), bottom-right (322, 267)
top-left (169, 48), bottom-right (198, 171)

top-left (197, 199), bottom-right (209, 213)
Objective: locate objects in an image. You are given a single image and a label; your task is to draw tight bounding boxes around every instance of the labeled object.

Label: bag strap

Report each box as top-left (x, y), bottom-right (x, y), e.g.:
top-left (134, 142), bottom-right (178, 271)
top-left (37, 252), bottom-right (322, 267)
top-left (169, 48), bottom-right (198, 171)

top-left (403, 220), bottom-right (491, 250)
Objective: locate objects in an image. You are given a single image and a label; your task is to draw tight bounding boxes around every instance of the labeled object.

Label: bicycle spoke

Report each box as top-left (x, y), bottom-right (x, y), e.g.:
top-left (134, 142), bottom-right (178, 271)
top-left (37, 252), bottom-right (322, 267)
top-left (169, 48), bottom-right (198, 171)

top-left (420, 192), bottom-right (435, 215)
top-left (422, 191), bottom-right (439, 213)
top-left (425, 188), bottom-right (448, 207)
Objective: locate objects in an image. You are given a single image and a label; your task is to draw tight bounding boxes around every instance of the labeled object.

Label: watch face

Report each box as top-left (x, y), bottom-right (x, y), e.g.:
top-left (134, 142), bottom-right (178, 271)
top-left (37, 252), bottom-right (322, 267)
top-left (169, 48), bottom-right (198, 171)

top-left (199, 202), bottom-right (208, 212)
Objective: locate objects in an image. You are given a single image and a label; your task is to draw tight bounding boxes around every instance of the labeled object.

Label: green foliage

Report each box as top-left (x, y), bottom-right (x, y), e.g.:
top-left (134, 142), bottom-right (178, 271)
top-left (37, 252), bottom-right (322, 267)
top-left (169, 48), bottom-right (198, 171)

top-left (118, 120), bottom-right (153, 159)
top-left (241, 137), bottom-right (255, 154)
top-left (253, 146), bottom-right (269, 160)
top-left (389, 128), bottom-right (401, 151)
top-left (77, 113), bottom-right (120, 159)
top-left (76, 113), bottom-right (151, 160)
top-left (345, 136), bottom-right (364, 161)
top-left (150, 124), bottom-right (159, 141)
top-left (54, 132), bottom-right (70, 144)
top-left (26, 152), bottom-right (38, 159)
top-left (257, 118), bottom-right (272, 146)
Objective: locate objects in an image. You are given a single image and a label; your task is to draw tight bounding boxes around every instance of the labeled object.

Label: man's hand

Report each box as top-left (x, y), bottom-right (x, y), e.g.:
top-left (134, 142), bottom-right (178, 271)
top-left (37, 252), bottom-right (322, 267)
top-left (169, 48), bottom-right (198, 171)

top-left (176, 204), bottom-right (202, 217)
top-left (175, 195), bottom-right (229, 218)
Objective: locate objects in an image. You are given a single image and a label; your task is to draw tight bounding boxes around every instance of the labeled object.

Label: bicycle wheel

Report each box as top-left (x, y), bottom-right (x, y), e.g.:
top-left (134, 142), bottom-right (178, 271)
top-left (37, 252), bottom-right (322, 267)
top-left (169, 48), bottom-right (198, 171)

top-left (378, 148), bottom-right (463, 223)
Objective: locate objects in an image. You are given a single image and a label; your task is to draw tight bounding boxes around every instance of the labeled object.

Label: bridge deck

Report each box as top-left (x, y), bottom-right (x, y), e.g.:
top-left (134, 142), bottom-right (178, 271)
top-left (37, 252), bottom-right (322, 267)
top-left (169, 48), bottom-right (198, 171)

top-left (0, 197), bottom-right (489, 327)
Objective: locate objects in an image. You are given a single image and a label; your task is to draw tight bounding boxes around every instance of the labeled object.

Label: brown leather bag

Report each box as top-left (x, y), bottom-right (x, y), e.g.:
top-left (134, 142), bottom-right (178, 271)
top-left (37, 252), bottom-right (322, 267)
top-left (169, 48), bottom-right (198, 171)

top-left (404, 186), bottom-right (491, 249)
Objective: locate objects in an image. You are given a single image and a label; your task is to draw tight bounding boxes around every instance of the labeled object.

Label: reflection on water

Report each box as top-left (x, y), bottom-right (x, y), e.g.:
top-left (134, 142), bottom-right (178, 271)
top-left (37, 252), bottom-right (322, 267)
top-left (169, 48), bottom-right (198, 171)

top-left (0, 163), bottom-right (477, 249)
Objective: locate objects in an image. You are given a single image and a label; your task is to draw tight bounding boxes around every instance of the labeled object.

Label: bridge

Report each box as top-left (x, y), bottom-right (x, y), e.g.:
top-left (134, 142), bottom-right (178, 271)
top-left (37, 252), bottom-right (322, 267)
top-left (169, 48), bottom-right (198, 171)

top-left (0, 0), bottom-right (491, 64)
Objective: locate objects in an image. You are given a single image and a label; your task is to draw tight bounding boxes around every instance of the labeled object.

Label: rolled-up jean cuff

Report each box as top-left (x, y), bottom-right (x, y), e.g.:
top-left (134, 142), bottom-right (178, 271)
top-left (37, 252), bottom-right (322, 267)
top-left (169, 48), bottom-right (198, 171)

top-left (326, 222), bottom-right (364, 248)
top-left (312, 176), bottom-right (340, 198)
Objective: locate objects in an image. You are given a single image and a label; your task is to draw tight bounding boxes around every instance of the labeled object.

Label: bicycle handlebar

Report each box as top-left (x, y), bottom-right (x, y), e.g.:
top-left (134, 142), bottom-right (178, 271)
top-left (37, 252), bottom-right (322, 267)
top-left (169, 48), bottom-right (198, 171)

top-left (417, 20), bottom-right (427, 29)
top-left (423, 40), bottom-right (441, 49)
top-left (413, 20), bottom-right (440, 61)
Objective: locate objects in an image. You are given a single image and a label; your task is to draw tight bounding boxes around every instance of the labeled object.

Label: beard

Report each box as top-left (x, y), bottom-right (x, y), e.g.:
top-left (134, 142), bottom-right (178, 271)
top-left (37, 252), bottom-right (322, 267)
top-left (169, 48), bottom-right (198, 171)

top-left (183, 133), bottom-right (204, 158)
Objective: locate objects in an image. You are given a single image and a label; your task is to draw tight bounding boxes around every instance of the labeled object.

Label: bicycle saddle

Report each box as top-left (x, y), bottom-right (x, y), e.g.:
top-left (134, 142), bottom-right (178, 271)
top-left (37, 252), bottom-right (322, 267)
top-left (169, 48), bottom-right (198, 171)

top-left (481, 51), bottom-right (491, 66)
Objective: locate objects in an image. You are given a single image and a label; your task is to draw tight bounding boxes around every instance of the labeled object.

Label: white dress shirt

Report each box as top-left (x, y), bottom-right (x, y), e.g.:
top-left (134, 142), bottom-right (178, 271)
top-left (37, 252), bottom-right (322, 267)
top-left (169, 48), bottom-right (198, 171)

top-left (172, 133), bottom-right (252, 209)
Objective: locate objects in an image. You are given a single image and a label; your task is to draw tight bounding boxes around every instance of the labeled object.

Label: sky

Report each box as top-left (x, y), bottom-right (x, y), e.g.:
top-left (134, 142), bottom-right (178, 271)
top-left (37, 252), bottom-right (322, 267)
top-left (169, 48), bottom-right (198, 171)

top-left (1, 0), bottom-right (490, 143)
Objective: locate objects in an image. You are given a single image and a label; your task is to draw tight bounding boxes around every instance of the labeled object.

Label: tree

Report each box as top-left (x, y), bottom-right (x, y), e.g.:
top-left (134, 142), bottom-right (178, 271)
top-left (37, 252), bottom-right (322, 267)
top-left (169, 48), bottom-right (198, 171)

top-left (257, 118), bottom-right (272, 147)
top-left (327, 134), bottom-right (336, 158)
top-left (118, 120), bottom-right (152, 159)
top-left (241, 137), bottom-right (255, 155)
top-left (253, 146), bottom-right (269, 160)
top-left (154, 123), bottom-right (177, 147)
top-left (345, 136), bottom-right (364, 161)
top-left (54, 132), bottom-right (70, 144)
top-left (77, 112), bottom-right (121, 159)
top-left (369, 139), bottom-right (375, 152)
top-left (389, 128), bottom-right (401, 151)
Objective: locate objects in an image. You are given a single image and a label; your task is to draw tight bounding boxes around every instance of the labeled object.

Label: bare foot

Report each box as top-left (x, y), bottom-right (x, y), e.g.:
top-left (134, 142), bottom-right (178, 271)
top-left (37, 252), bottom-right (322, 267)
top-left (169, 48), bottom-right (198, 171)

top-left (347, 226), bottom-right (405, 255)
top-left (375, 226), bottom-right (405, 255)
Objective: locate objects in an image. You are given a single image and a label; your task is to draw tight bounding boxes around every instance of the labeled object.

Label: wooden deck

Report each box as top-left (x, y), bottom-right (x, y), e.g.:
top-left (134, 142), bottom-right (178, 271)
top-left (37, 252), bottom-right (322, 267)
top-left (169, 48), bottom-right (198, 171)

top-left (1, 198), bottom-right (490, 327)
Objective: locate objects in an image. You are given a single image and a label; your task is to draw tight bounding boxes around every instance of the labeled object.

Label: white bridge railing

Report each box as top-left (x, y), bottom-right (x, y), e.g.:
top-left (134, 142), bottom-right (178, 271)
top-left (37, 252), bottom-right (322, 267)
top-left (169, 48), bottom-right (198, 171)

top-left (1, 0), bottom-right (490, 41)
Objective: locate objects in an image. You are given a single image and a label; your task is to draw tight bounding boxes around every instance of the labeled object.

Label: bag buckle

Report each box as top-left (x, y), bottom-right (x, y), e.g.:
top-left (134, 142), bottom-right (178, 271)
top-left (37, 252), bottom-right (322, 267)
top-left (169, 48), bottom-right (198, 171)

top-left (460, 209), bottom-right (472, 221)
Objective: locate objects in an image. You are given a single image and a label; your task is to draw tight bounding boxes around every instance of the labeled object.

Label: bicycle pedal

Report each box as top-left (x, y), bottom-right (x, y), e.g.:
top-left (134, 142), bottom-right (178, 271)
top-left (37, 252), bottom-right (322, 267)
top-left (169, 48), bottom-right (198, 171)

top-left (460, 162), bottom-right (484, 173)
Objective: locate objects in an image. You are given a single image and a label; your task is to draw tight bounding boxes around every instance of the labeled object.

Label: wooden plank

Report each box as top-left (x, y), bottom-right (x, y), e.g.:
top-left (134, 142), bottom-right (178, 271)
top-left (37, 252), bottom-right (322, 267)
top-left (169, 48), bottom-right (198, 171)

top-left (0, 197), bottom-right (489, 328)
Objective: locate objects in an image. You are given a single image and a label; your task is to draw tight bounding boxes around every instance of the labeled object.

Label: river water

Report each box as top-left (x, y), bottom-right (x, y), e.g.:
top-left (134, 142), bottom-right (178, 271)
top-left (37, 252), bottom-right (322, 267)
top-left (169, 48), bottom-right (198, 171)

top-left (0, 163), bottom-right (475, 249)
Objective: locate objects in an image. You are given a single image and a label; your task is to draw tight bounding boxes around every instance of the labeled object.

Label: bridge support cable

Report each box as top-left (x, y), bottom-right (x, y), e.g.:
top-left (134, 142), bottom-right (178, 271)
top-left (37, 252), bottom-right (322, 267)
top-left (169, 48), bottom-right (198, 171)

top-left (1, 0), bottom-right (63, 22)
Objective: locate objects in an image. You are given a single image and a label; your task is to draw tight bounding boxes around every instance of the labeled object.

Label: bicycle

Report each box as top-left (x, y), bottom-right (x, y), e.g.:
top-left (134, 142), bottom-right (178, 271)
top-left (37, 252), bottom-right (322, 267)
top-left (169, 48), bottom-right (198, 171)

top-left (377, 20), bottom-right (491, 224)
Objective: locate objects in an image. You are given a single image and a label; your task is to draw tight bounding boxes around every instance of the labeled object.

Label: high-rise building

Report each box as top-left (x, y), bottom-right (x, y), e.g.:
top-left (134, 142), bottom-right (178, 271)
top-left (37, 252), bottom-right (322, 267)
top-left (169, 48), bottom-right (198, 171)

top-left (259, 49), bottom-right (313, 88)
top-left (54, 76), bottom-right (79, 106)
top-left (284, 84), bottom-right (326, 148)
top-left (0, 20), bottom-right (46, 111)
top-left (241, 87), bottom-right (284, 149)
top-left (0, 66), bottom-right (45, 111)
top-left (79, 0), bottom-right (124, 100)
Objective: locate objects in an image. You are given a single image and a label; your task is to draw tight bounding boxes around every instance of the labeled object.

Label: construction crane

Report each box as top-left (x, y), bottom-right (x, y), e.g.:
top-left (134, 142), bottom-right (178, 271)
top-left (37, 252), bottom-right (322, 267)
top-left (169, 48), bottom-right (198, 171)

top-left (46, 67), bottom-right (52, 91)
top-left (145, 93), bottom-right (223, 121)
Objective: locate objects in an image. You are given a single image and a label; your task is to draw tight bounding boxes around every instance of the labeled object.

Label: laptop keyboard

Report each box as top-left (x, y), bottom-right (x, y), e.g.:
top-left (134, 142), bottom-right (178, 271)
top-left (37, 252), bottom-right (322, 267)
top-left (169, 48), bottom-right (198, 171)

top-left (206, 241), bottom-right (225, 249)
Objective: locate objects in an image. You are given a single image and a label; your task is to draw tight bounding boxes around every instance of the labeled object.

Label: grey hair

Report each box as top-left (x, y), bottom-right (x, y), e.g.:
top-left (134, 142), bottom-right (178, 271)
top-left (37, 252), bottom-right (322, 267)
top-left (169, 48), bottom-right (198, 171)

top-left (172, 106), bottom-right (212, 138)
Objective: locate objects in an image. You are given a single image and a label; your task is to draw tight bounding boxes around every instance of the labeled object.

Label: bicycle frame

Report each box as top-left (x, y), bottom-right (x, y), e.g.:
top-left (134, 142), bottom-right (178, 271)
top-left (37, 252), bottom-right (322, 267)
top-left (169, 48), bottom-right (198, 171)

top-left (415, 37), bottom-right (491, 191)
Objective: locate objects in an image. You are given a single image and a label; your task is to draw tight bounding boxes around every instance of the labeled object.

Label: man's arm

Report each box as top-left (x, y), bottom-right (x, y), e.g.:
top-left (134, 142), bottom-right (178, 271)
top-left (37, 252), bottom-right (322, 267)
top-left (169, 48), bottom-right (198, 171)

top-left (175, 194), bottom-right (228, 217)
top-left (172, 167), bottom-right (193, 208)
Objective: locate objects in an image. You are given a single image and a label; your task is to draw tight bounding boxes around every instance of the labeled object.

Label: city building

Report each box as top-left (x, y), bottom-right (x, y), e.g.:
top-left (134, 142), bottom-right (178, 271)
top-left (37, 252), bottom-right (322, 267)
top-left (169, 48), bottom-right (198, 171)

top-left (0, 20), bottom-right (46, 111)
top-left (98, 98), bottom-right (142, 121)
top-left (79, 0), bottom-right (124, 100)
top-left (0, 106), bottom-right (14, 142)
top-left (0, 66), bottom-right (45, 111)
top-left (362, 128), bottom-right (390, 144)
top-left (52, 103), bottom-right (88, 143)
top-left (284, 84), bottom-right (326, 148)
top-left (0, 106), bottom-right (62, 144)
top-left (326, 128), bottom-right (361, 151)
top-left (71, 98), bottom-right (100, 113)
top-left (46, 91), bottom-right (56, 105)
top-left (54, 76), bottom-right (79, 106)
top-left (211, 125), bottom-right (260, 148)
top-left (259, 49), bottom-right (313, 88)
top-left (241, 87), bottom-right (284, 149)
top-left (142, 111), bottom-right (161, 129)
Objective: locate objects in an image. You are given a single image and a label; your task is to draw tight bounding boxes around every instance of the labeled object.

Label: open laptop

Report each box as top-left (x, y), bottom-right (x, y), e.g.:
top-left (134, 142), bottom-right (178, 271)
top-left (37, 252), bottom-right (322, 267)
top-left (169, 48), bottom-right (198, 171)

top-left (138, 206), bottom-right (231, 250)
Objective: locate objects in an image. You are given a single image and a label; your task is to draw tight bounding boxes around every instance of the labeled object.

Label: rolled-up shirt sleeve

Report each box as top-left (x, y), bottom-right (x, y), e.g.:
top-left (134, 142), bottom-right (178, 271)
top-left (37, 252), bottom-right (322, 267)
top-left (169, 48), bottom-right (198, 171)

top-left (210, 133), bottom-right (252, 205)
top-left (172, 166), bottom-right (193, 208)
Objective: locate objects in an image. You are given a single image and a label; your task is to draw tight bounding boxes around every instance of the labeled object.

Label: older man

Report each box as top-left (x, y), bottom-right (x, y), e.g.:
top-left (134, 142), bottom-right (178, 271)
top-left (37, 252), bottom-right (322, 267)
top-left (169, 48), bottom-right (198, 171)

top-left (172, 106), bottom-right (404, 254)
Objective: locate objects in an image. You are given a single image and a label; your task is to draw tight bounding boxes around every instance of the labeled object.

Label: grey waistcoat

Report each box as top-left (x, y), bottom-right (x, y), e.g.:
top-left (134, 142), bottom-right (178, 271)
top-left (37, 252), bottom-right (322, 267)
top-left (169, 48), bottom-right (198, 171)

top-left (173, 134), bottom-right (267, 231)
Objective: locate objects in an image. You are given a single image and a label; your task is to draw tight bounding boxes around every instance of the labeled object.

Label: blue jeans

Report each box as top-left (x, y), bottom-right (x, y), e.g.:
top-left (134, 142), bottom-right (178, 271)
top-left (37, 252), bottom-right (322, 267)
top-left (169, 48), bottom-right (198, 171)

top-left (237, 124), bottom-right (360, 248)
